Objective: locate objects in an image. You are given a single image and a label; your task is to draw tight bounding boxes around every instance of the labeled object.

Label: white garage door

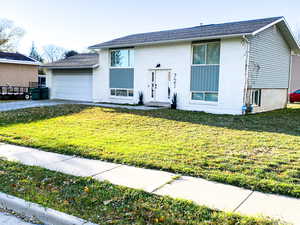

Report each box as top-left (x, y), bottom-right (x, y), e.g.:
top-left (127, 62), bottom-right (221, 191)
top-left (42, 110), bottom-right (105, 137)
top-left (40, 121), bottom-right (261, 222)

top-left (52, 70), bottom-right (93, 101)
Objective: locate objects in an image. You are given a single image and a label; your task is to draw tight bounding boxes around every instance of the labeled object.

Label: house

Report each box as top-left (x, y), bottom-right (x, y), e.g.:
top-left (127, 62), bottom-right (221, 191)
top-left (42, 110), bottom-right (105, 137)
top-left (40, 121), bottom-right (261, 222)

top-left (290, 55), bottom-right (300, 92)
top-left (0, 52), bottom-right (40, 87)
top-left (44, 17), bottom-right (300, 114)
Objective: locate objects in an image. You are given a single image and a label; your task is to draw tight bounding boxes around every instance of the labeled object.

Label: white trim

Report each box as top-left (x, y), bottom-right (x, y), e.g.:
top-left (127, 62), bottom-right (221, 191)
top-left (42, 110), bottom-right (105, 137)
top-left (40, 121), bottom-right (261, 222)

top-left (110, 48), bottom-right (134, 68)
top-left (251, 17), bottom-right (300, 53)
top-left (190, 91), bottom-right (219, 103)
top-left (44, 64), bottom-right (99, 69)
top-left (148, 68), bottom-right (172, 71)
top-left (90, 33), bottom-right (252, 49)
top-left (0, 58), bottom-right (40, 66)
top-left (252, 18), bottom-right (284, 36)
top-left (191, 42), bottom-right (221, 65)
top-left (110, 88), bottom-right (134, 98)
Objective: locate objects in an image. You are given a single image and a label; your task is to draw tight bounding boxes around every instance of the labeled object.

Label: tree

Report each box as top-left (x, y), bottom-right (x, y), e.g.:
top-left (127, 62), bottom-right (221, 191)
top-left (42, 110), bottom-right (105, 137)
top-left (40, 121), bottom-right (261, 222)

top-left (29, 42), bottom-right (43, 62)
top-left (0, 18), bottom-right (25, 52)
top-left (43, 45), bottom-right (66, 62)
top-left (65, 50), bottom-right (78, 58)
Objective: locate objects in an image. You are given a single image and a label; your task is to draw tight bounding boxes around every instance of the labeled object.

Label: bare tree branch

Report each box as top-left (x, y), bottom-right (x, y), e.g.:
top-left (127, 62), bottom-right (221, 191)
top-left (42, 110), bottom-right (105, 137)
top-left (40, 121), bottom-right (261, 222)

top-left (0, 18), bottom-right (25, 52)
top-left (43, 45), bottom-right (66, 63)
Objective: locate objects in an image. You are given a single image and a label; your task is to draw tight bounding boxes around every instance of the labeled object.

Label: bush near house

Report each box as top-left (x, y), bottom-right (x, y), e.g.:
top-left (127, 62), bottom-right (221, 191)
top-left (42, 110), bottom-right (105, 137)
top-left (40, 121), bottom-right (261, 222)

top-left (0, 104), bottom-right (299, 198)
top-left (0, 159), bottom-right (279, 224)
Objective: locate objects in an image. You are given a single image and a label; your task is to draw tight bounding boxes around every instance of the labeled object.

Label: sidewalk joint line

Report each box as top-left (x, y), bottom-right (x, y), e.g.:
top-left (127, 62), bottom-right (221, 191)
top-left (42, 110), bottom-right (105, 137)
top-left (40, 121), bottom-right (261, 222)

top-left (43, 155), bottom-right (77, 166)
top-left (233, 190), bottom-right (254, 212)
top-left (151, 175), bottom-right (182, 193)
top-left (91, 165), bottom-right (123, 177)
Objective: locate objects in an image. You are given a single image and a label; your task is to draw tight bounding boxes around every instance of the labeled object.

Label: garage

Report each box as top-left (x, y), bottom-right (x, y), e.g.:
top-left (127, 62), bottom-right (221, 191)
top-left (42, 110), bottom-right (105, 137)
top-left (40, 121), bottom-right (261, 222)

top-left (42, 53), bottom-right (99, 102)
top-left (52, 69), bottom-right (93, 101)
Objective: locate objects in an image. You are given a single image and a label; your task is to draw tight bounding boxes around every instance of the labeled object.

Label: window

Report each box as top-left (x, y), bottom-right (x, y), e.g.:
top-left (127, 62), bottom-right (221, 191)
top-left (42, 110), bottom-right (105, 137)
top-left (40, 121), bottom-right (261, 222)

top-left (191, 92), bottom-right (218, 102)
top-left (251, 89), bottom-right (261, 106)
top-left (38, 76), bottom-right (46, 87)
top-left (110, 88), bottom-right (133, 97)
top-left (192, 42), bottom-right (220, 65)
top-left (295, 90), bottom-right (300, 94)
top-left (111, 49), bottom-right (134, 67)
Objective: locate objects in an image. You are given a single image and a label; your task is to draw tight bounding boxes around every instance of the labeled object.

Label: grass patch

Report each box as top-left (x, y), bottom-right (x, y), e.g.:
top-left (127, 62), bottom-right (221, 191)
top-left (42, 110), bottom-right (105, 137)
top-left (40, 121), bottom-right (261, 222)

top-left (0, 104), bottom-right (299, 198)
top-left (0, 159), bottom-right (279, 224)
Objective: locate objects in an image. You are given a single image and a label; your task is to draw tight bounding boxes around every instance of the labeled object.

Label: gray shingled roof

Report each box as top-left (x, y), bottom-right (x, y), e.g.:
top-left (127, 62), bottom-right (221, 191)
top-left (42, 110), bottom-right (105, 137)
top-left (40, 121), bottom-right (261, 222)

top-left (42, 53), bottom-right (99, 69)
top-left (89, 17), bottom-right (283, 49)
top-left (0, 52), bottom-right (36, 62)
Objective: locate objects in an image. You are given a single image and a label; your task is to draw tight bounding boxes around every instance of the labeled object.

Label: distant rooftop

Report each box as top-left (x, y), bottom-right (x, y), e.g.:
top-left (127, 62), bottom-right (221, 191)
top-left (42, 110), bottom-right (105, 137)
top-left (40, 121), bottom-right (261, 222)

top-left (0, 52), bottom-right (35, 62)
top-left (89, 17), bottom-right (283, 49)
top-left (42, 53), bottom-right (99, 69)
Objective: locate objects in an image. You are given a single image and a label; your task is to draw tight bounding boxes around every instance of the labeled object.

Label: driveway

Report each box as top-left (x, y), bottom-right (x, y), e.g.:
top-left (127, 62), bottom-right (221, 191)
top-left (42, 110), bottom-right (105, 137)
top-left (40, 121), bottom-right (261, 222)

top-left (0, 100), bottom-right (159, 112)
top-left (0, 100), bottom-right (64, 112)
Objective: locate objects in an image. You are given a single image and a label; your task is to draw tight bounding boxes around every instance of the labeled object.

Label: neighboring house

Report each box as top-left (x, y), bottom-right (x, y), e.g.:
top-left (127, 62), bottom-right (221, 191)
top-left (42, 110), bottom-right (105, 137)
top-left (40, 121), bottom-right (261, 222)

top-left (44, 17), bottom-right (300, 114)
top-left (290, 55), bottom-right (300, 92)
top-left (0, 52), bottom-right (40, 87)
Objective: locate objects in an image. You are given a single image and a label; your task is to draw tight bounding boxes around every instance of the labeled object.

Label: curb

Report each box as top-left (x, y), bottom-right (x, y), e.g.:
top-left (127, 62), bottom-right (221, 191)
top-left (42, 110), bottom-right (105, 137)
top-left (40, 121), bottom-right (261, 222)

top-left (0, 192), bottom-right (98, 225)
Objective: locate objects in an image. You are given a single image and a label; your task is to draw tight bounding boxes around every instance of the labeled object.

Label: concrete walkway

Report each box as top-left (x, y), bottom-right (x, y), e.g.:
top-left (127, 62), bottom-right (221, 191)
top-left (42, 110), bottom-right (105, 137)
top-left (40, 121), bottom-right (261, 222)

top-left (0, 143), bottom-right (299, 224)
top-left (0, 211), bottom-right (38, 225)
top-left (0, 100), bottom-right (160, 112)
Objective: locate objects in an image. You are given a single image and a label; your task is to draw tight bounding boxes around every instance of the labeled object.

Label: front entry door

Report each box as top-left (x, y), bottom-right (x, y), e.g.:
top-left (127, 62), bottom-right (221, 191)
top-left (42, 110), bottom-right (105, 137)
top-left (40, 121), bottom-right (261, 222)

top-left (151, 70), bottom-right (170, 102)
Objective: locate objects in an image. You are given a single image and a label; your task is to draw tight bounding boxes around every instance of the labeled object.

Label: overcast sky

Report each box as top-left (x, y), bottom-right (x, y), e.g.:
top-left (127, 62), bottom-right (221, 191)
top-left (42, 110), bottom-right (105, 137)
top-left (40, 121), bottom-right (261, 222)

top-left (1, 0), bottom-right (300, 55)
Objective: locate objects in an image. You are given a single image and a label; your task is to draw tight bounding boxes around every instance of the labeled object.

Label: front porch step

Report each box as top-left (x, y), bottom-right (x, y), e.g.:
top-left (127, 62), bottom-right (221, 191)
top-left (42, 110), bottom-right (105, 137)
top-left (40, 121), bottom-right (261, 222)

top-left (145, 101), bottom-right (171, 108)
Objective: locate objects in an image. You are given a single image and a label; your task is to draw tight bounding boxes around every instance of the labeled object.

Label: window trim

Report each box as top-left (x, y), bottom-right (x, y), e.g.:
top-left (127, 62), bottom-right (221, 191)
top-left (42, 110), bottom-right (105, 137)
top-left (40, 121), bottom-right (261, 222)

top-left (191, 41), bottom-right (220, 66)
top-left (190, 91), bottom-right (219, 103)
top-left (250, 89), bottom-right (262, 107)
top-left (110, 88), bottom-right (134, 98)
top-left (110, 48), bottom-right (134, 68)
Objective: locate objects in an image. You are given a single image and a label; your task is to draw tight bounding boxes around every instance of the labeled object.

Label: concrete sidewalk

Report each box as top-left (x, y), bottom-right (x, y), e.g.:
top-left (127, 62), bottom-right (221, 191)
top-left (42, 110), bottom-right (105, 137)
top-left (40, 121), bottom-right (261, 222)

top-left (0, 143), bottom-right (299, 224)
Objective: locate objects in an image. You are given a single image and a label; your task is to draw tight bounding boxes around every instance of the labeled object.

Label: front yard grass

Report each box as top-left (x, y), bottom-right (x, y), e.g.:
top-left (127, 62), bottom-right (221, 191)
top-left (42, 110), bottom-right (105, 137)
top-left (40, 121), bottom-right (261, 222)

top-left (0, 104), bottom-right (299, 198)
top-left (0, 159), bottom-right (279, 224)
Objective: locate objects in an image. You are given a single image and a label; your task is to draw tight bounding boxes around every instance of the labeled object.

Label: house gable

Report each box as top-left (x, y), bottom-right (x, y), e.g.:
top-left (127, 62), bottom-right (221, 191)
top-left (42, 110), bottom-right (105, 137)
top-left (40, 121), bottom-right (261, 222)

top-left (248, 25), bottom-right (291, 89)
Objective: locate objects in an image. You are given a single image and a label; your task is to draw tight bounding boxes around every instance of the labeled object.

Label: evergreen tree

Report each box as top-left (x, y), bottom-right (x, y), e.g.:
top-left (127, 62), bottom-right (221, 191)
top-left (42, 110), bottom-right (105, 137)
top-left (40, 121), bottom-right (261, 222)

top-left (29, 42), bottom-right (43, 62)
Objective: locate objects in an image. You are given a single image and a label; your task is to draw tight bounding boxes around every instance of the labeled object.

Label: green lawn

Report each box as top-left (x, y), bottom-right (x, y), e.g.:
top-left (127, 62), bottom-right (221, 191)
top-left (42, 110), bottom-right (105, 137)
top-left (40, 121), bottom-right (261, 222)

top-left (0, 104), bottom-right (299, 198)
top-left (0, 159), bottom-right (279, 224)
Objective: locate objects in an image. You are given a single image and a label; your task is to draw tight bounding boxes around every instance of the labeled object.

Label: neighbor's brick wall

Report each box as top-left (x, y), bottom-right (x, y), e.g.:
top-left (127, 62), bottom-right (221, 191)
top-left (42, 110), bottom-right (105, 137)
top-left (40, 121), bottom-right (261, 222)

top-left (0, 63), bottom-right (38, 87)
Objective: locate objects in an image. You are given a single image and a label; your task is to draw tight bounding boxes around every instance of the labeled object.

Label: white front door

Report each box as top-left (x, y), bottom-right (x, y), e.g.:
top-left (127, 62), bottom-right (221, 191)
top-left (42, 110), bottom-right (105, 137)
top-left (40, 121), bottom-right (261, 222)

top-left (151, 70), bottom-right (170, 102)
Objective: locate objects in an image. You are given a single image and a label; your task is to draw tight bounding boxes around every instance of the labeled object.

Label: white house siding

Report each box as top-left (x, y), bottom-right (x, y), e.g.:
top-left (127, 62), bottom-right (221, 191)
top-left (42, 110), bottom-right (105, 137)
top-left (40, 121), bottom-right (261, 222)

top-left (252, 89), bottom-right (287, 113)
top-left (290, 55), bottom-right (300, 92)
top-left (94, 38), bottom-right (247, 115)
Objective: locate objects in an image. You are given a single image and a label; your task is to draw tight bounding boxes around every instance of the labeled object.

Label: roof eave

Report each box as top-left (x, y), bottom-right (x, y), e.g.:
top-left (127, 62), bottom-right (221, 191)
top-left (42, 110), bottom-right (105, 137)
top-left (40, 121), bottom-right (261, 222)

top-left (0, 59), bottom-right (40, 66)
top-left (42, 64), bottom-right (99, 69)
top-left (89, 33), bottom-right (252, 49)
top-left (251, 17), bottom-right (300, 54)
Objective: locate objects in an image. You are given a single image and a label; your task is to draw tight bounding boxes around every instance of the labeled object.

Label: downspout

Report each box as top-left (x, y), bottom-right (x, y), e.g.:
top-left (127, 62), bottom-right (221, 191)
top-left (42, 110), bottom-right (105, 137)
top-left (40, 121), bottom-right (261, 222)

top-left (242, 35), bottom-right (251, 114)
top-left (287, 51), bottom-right (293, 106)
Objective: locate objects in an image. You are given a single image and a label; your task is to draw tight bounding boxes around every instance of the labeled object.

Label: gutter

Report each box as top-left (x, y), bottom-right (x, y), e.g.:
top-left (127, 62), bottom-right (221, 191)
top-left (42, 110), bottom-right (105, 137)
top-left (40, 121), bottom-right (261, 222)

top-left (89, 33), bottom-right (252, 49)
top-left (0, 59), bottom-right (40, 66)
top-left (42, 64), bottom-right (99, 69)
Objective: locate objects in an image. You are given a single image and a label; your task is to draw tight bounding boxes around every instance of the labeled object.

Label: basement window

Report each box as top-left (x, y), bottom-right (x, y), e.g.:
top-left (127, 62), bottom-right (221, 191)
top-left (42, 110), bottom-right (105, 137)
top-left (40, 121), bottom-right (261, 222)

top-left (110, 88), bottom-right (133, 97)
top-left (251, 89), bottom-right (261, 106)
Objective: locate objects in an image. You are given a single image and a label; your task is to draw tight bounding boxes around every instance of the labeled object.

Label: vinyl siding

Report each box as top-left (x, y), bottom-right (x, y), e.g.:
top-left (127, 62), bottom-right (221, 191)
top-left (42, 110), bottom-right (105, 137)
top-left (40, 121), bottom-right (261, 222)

top-left (190, 65), bottom-right (219, 92)
top-left (109, 68), bottom-right (134, 89)
top-left (248, 25), bottom-right (291, 88)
